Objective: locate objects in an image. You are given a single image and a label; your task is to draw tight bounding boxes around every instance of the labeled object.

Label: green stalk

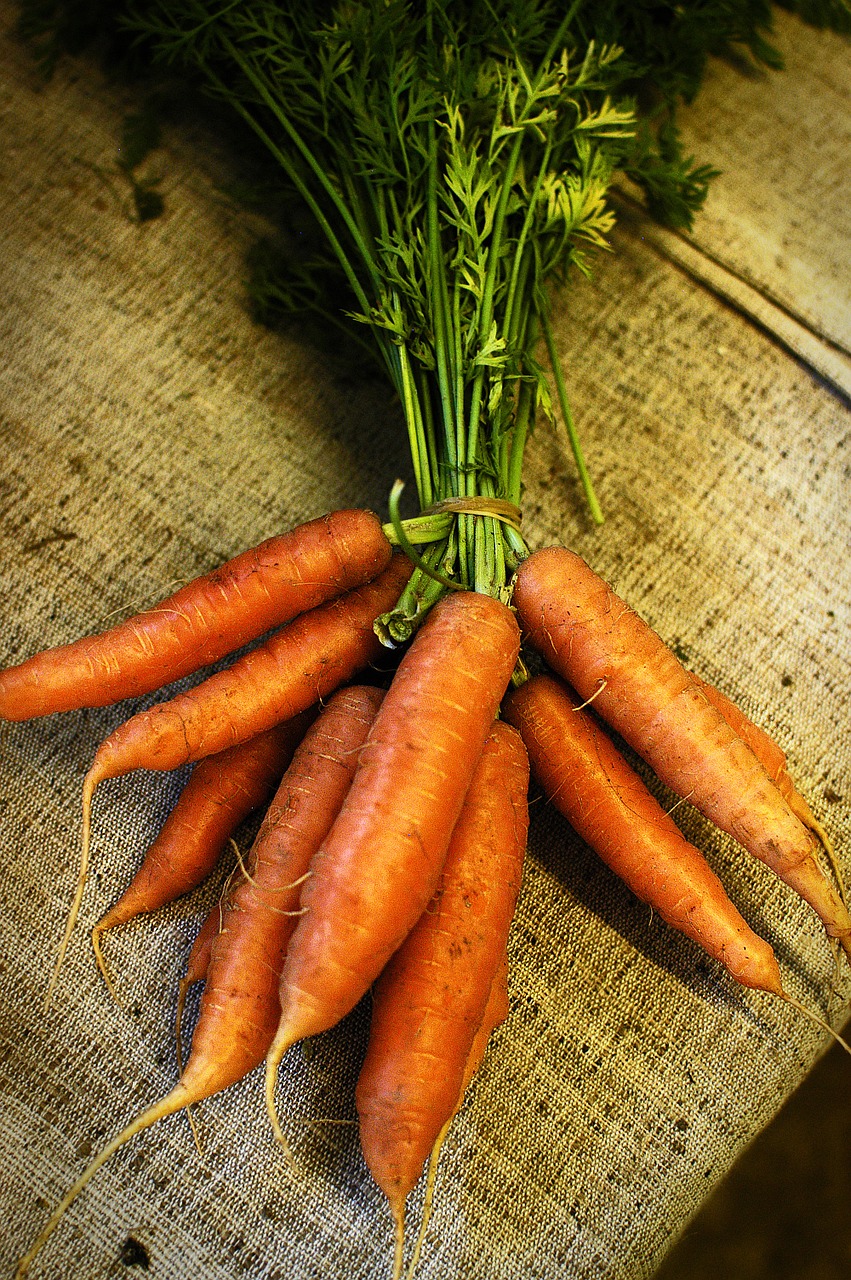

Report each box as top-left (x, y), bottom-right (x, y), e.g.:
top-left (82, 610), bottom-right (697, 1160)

top-left (427, 129), bottom-right (459, 492)
top-left (464, 132), bottom-right (524, 501)
top-left (539, 305), bottom-right (604, 525)
top-left (507, 375), bottom-right (534, 509)
top-left (222, 39), bottom-right (384, 302)
top-left (397, 333), bottom-right (433, 509)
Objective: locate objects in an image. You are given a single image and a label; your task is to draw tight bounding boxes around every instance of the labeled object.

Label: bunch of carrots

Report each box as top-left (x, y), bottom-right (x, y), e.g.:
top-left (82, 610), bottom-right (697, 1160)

top-left (7, 0), bottom-right (851, 1275)
top-left (4, 505), bottom-right (849, 1278)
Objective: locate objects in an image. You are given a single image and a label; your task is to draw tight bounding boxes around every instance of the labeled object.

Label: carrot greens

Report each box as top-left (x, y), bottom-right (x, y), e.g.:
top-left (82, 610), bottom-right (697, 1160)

top-left (21, 0), bottom-right (846, 627)
top-left (118, 1), bottom-right (687, 628)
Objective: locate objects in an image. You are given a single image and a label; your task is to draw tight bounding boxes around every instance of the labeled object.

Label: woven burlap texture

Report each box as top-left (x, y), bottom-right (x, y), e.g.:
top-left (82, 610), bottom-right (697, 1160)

top-left (1, 8), bottom-right (849, 1280)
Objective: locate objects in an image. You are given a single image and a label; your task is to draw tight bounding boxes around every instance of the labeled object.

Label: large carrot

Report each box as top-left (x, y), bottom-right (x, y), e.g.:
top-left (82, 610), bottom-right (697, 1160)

top-left (513, 547), bottom-right (851, 959)
top-left (264, 590), bottom-right (521, 1100)
top-left (0, 509), bottom-right (391, 720)
top-left (47, 554), bottom-right (412, 1001)
top-left (505, 673), bottom-right (784, 994)
top-left (355, 720), bottom-right (529, 1270)
top-left (92, 715), bottom-right (313, 995)
top-left (16, 684), bottom-right (382, 1279)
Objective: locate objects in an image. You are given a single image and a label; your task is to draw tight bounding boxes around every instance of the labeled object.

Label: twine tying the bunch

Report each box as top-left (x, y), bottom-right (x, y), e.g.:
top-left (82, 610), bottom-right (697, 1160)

top-left (419, 496), bottom-right (523, 534)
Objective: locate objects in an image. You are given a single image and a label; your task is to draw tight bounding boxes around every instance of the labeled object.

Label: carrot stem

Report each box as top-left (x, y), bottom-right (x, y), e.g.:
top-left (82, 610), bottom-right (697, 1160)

top-left (90, 923), bottom-right (121, 1006)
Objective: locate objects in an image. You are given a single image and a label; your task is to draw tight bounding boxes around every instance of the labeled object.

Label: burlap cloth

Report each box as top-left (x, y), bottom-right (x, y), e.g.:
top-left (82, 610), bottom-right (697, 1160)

top-left (1, 7), bottom-right (849, 1279)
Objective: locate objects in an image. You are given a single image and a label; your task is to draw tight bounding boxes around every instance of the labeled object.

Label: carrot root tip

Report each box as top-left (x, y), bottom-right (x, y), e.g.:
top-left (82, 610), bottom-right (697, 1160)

top-left (91, 926), bottom-right (122, 1006)
top-left (15, 1084), bottom-right (189, 1278)
top-left (391, 1202), bottom-right (406, 1280)
top-left (264, 1041), bottom-right (298, 1172)
top-left (781, 992), bottom-right (851, 1060)
top-left (403, 1119), bottom-right (452, 1280)
top-left (46, 768), bottom-right (102, 1007)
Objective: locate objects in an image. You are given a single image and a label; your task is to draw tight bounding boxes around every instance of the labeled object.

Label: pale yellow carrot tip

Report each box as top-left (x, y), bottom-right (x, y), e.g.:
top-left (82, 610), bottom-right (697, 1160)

top-left (45, 769), bottom-right (99, 1009)
top-left (90, 924), bottom-right (122, 1007)
top-left (787, 787), bottom-right (848, 917)
top-left (264, 1036), bottom-right (297, 1172)
top-left (15, 1085), bottom-right (188, 1278)
top-left (391, 1202), bottom-right (406, 1280)
top-left (404, 1118), bottom-right (452, 1280)
top-left (781, 992), bottom-right (851, 1060)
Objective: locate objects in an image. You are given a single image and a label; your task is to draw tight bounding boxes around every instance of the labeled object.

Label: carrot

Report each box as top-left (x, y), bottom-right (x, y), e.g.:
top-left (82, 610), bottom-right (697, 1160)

top-left (92, 715), bottom-right (313, 996)
top-left (47, 553), bottom-right (412, 1002)
top-left (84, 553), bottom-right (411, 782)
top-left (264, 590), bottom-right (521, 1109)
top-left (403, 959), bottom-right (510, 1280)
top-left (0, 509), bottom-right (391, 720)
top-left (694, 674), bottom-right (844, 898)
top-left (513, 547), bottom-right (851, 960)
top-left (355, 721), bottom-right (529, 1272)
top-left (454, 958), bottom-right (510, 1106)
top-left (505, 673), bottom-right (784, 994)
top-left (16, 684), bottom-right (382, 1280)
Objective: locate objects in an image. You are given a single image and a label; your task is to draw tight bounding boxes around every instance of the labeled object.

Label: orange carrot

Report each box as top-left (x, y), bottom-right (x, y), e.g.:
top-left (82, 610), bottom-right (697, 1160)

top-left (193, 684), bottom-right (383, 1089)
top-left (694, 675), bottom-right (841, 890)
top-left (356, 721), bottom-right (529, 1258)
top-left (513, 547), bottom-right (851, 960)
top-left (16, 684), bottom-right (382, 1279)
top-left (264, 590), bottom-right (521, 1100)
top-left (505, 673), bottom-right (784, 994)
top-left (0, 509), bottom-right (391, 720)
top-left (695, 677), bottom-right (789, 787)
top-left (47, 554), bottom-right (412, 1001)
top-left (453, 956), bottom-right (510, 1108)
top-left (84, 554), bottom-right (411, 782)
top-left (92, 715), bottom-right (313, 992)
top-left (403, 959), bottom-right (510, 1280)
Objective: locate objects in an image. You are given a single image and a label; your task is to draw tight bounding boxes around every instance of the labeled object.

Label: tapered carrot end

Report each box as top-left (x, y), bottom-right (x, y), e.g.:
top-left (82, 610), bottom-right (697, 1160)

top-left (735, 940), bottom-right (786, 999)
top-left (171, 978), bottom-right (205, 1159)
top-left (787, 794), bottom-right (849, 911)
top-left (45, 765), bottom-right (103, 1009)
top-left (91, 924), bottom-right (122, 1006)
top-left (264, 1030), bottom-right (298, 1171)
top-left (402, 1119), bottom-right (453, 1280)
top-left (390, 1199), bottom-right (406, 1280)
